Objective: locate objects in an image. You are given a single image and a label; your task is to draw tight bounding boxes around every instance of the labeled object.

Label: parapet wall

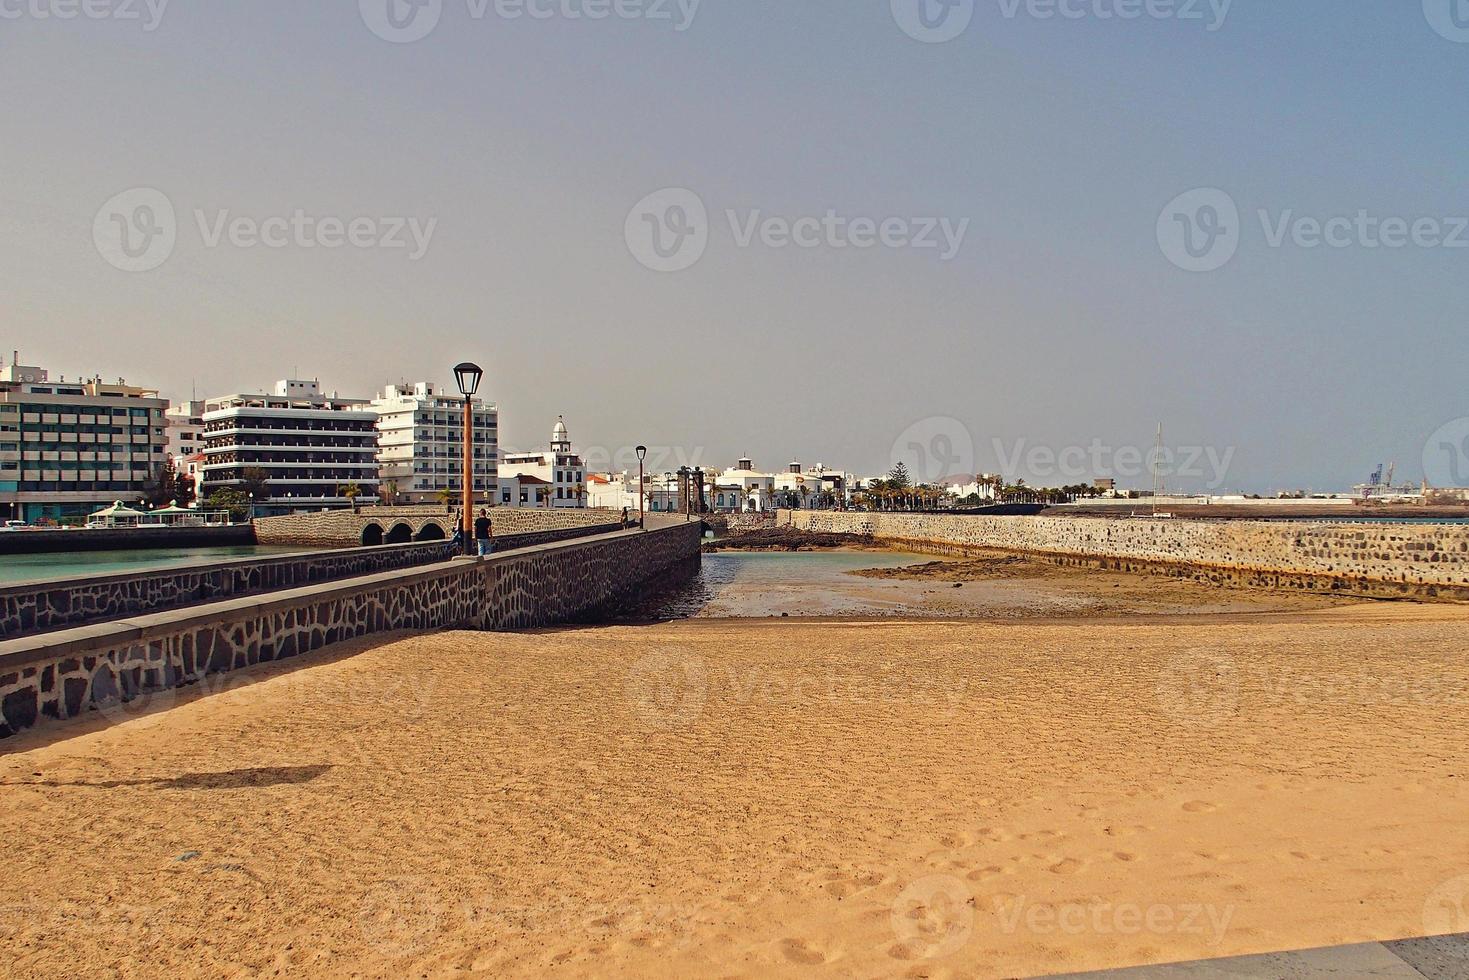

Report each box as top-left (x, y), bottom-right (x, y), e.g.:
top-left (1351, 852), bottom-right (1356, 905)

top-left (785, 511), bottom-right (1469, 599)
top-left (0, 522), bottom-right (702, 739)
top-left (0, 541), bottom-right (446, 641)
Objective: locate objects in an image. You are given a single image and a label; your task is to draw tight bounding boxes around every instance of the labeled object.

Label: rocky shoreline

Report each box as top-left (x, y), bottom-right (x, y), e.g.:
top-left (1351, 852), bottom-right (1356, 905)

top-left (701, 526), bottom-right (876, 553)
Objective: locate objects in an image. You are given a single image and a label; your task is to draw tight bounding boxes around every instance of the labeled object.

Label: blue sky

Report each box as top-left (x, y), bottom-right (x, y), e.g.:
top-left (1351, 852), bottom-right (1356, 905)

top-left (3, 1), bottom-right (1467, 491)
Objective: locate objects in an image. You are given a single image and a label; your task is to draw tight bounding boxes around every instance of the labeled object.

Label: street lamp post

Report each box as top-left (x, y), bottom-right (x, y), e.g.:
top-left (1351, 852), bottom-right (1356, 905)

top-left (453, 362), bottom-right (484, 556)
top-left (635, 446), bottom-right (647, 530)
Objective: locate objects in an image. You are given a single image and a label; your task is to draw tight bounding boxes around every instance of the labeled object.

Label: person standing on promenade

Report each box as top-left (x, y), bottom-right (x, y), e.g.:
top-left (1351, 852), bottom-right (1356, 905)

top-left (621, 506), bottom-right (630, 529)
top-left (474, 508), bottom-right (493, 559)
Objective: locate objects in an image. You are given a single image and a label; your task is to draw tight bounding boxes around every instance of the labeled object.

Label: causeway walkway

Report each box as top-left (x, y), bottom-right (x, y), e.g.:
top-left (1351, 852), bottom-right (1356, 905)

top-left (1056, 934), bottom-right (1469, 978)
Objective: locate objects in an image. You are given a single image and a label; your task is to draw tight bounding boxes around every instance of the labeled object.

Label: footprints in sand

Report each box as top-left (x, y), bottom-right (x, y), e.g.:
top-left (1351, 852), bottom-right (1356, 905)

top-left (1181, 800), bottom-right (1219, 813)
top-left (779, 938), bottom-right (834, 965)
top-left (1048, 857), bottom-right (1084, 875)
top-left (820, 869), bottom-right (887, 900)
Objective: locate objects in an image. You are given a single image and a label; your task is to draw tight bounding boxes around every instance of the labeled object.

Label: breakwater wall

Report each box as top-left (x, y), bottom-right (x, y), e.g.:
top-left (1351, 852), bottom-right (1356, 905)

top-left (0, 522), bottom-right (702, 739)
top-left (0, 524), bottom-right (252, 556)
top-left (784, 511), bottom-right (1469, 599)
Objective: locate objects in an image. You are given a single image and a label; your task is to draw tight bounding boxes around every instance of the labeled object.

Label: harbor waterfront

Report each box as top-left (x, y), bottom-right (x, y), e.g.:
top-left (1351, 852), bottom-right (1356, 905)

top-left (0, 544), bottom-right (307, 586)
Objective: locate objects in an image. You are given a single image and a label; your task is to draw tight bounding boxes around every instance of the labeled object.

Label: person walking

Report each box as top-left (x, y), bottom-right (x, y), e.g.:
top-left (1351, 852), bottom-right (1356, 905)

top-left (621, 506), bottom-right (630, 530)
top-left (474, 508), bottom-right (493, 559)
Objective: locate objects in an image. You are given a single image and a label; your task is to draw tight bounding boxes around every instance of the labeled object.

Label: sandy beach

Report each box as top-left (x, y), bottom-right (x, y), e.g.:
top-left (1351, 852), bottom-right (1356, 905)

top-left (4, 590), bottom-right (1469, 978)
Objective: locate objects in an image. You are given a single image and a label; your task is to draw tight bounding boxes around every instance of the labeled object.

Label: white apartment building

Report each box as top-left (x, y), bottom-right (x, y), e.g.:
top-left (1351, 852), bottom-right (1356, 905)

top-left (0, 353), bottom-right (168, 523)
top-left (166, 399), bottom-right (208, 503)
top-left (499, 416), bottom-right (586, 509)
top-left (372, 382), bottom-right (497, 506)
top-left (201, 379), bottom-right (379, 514)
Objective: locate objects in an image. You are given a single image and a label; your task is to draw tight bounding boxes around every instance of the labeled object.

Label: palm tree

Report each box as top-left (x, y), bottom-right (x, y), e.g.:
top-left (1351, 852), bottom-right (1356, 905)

top-left (436, 487), bottom-right (455, 514)
top-left (337, 482), bottom-right (363, 513)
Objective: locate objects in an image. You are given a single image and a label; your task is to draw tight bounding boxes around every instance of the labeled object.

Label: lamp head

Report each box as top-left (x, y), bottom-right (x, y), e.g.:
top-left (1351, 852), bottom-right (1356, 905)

top-left (453, 362), bottom-right (484, 398)
top-left (635, 445), bottom-right (647, 462)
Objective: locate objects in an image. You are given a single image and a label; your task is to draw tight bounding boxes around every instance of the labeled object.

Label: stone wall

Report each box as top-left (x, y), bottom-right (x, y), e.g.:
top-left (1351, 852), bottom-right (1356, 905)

top-left (0, 542), bottom-right (446, 641)
top-left (254, 507), bottom-right (620, 548)
top-left (0, 522), bottom-right (702, 739)
top-left (1, 522), bottom-right (624, 642)
top-left (785, 511), bottom-right (1469, 599)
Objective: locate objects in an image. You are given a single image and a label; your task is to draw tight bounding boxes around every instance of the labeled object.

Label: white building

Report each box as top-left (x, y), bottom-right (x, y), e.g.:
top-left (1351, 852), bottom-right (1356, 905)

top-left (201, 379), bottom-right (379, 514)
top-left (165, 399), bottom-right (208, 503)
top-left (499, 416), bottom-right (586, 509)
top-left (949, 474), bottom-right (1001, 503)
top-left (710, 457), bottom-right (776, 512)
top-left (0, 353), bottom-right (169, 523)
top-left (372, 382), bottom-right (497, 507)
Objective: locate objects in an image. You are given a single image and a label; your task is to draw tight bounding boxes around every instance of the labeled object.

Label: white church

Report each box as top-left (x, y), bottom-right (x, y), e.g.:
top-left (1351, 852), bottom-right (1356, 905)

top-left (498, 416), bottom-right (588, 509)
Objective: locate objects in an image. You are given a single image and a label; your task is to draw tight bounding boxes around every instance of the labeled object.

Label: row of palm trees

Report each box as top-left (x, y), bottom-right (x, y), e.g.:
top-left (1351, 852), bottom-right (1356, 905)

top-left (851, 473), bottom-right (1112, 511)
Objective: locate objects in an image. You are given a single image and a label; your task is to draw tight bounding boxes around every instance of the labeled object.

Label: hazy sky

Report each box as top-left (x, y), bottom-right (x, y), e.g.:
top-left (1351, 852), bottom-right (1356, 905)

top-left (3, 1), bottom-right (1467, 492)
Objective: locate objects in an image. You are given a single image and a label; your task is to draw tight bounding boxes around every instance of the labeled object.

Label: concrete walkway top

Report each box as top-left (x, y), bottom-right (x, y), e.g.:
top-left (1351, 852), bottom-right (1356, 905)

top-left (1050, 934), bottom-right (1469, 979)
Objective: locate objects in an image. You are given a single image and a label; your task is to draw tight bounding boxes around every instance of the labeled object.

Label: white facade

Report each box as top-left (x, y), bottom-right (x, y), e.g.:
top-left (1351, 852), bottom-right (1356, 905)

top-left (499, 416), bottom-right (586, 509)
top-left (710, 458), bottom-right (775, 512)
top-left (165, 400), bottom-right (207, 461)
top-left (0, 354), bottom-right (169, 523)
top-left (372, 382), bottom-right (498, 506)
top-left (201, 379), bottom-right (379, 514)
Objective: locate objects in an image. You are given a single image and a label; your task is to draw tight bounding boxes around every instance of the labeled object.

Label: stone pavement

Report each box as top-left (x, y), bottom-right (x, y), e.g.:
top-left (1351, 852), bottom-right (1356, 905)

top-left (1050, 934), bottom-right (1469, 978)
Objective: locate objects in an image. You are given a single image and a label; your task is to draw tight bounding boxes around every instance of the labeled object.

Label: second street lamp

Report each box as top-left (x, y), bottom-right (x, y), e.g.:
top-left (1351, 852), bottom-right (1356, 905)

top-left (636, 445), bottom-right (647, 530)
top-left (454, 362), bottom-right (484, 556)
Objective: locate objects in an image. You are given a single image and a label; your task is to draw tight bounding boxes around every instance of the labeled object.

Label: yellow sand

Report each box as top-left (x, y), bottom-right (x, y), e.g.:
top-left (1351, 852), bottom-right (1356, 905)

top-left (3, 603), bottom-right (1469, 978)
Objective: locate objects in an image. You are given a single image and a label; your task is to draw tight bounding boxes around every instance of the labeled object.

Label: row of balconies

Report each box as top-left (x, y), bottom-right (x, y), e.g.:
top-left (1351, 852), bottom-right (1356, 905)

top-left (21, 432), bottom-right (158, 445)
top-left (16, 470), bottom-right (150, 481)
top-left (18, 411), bottom-right (155, 425)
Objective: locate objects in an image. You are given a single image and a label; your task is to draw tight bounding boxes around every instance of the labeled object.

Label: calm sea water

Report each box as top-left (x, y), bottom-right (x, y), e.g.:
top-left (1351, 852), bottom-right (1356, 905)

top-left (621, 549), bottom-right (935, 620)
top-left (0, 545), bottom-right (313, 586)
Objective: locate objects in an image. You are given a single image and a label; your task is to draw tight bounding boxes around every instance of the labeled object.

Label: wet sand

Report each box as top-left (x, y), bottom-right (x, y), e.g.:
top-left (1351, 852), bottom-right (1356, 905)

top-left (4, 596), bottom-right (1469, 978)
top-left (642, 548), bottom-right (1350, 621)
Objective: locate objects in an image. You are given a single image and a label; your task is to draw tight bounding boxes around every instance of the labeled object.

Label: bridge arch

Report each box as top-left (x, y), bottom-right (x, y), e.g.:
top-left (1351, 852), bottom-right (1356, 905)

top-left (361, 523), bottom-right (384, 547)
top-left (385, 522), bottom-right (414, 545)
top-left (414, 521), bottom-right (446, 542)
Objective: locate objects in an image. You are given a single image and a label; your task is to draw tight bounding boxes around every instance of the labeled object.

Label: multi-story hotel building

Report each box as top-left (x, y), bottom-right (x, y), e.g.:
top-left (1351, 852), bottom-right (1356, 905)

top-left (200, 379), bottom-right (379, 514)
top-left (372, 382), bottom-right (498, 506)
top-left (0, 353), bottom-right (169, 523)
top-left (499, 416), bottom-right (587, 509)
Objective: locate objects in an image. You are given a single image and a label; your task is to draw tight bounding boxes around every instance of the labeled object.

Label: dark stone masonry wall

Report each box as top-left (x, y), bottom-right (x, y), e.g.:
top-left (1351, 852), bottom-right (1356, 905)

top-left (0, 523), bottom-right (701, 740)
top-left (0, 522), bottom-right (623, 642)
top-left (786, 511), bottom-right (1469, 599)
top-left (0, 542), bottom-right (447, 641)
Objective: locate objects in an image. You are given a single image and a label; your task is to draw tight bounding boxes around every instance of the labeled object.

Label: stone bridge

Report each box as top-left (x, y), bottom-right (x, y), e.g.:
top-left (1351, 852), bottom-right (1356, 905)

top-left (254, 506), bottom-right (621, 548)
